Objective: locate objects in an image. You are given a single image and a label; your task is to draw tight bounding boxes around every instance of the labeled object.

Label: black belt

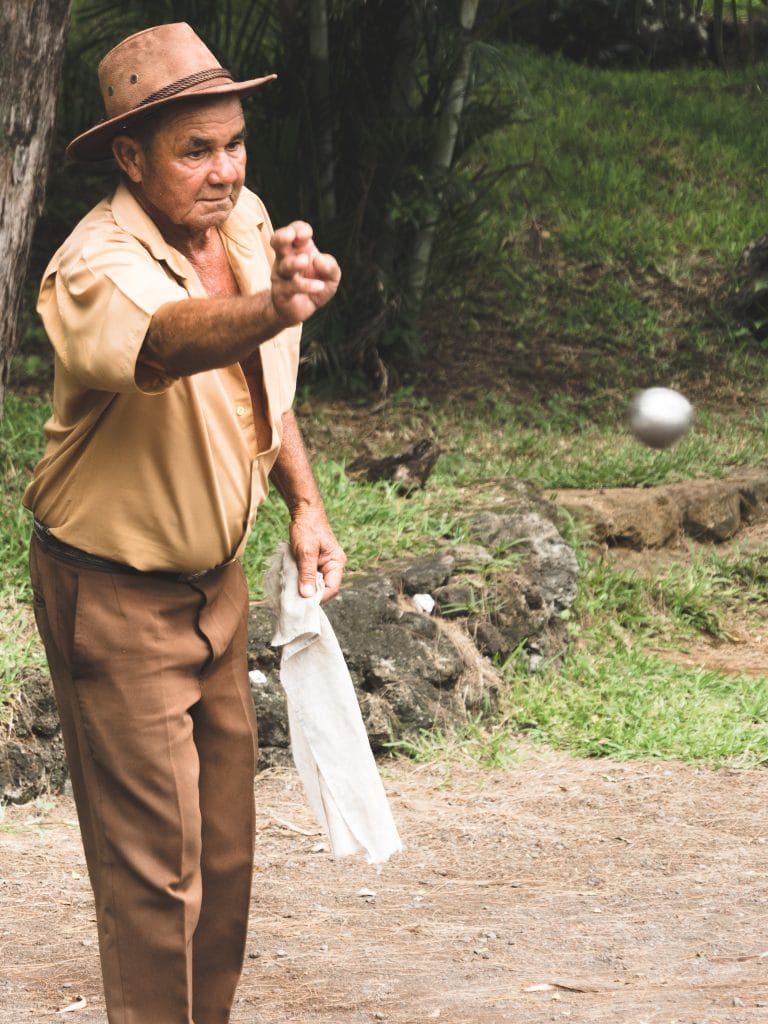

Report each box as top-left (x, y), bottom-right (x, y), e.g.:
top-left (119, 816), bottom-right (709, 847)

top-left (32, 520), bottom-right (218, 584)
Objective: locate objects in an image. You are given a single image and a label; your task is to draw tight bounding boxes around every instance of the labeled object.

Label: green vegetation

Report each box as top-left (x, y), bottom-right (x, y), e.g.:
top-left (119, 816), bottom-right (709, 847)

top-left (505, 649), bottom-right (768, 766)
top-left (427, 46), bottom-right (768, 408)
top-left (497, 532), bottom-right (768, 768)
top-left (486, 51), bottom-right (768, 266)
top-left (7, 45), bottom-right (768, 770)
top-left (0, 396), bottom-right (50, 694)
top-left (345, 395), bottom-right (768, 491)
top-left (240, 463), bottom-right (464, 595)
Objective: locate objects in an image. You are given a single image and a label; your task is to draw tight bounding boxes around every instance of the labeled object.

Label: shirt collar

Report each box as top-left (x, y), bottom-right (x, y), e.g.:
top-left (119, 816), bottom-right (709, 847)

top-left (110, 182), bottom-right (265, 286)
top-left (110, 182), bottom-right (190, 281)
top-left (219, 188), bottom-right (265, 254)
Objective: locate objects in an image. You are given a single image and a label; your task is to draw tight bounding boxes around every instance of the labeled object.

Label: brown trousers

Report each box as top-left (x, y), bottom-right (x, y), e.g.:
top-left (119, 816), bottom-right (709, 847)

top-left (29, 535), bottom-right (258, 1024)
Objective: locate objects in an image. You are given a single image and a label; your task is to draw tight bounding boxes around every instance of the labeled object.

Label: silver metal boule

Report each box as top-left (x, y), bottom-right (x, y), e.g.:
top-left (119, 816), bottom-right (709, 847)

top-left (628, 387), bottom-right (693, 449)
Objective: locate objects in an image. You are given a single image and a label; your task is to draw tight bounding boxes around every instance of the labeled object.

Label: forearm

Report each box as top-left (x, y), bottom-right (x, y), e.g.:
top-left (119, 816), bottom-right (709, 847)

top-left (143, 291), bottom-right (292, 377)
top-left (270, 410), bottom-right (346, 600)
top-left (141, 220), bottom-right (340, 379)
top-left (269, 409), bottom-right (325, 514)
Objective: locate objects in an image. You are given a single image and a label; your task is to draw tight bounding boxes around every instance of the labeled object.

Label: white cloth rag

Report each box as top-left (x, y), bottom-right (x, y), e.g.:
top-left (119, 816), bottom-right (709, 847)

top-left (265, 544), bottom-right (403, 865)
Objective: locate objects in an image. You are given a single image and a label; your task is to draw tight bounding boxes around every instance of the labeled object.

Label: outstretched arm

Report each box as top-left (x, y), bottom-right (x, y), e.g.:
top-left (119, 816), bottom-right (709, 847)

top-left (269, 409), bottom-right (346, 603)
top-left (141, 221), bottom-right (341, 377)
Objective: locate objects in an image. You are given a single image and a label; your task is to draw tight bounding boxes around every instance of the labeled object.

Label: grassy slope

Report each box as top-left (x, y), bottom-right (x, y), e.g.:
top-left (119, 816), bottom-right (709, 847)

top-left (5, 46), bottom-right (768, 765)
top-left (472, 45), bottom-right (768, 393)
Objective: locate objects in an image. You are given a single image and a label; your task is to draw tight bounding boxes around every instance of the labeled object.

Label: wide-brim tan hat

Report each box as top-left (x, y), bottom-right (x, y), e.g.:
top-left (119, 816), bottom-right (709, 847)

top-left (67, 22), bottom-right (276, 163)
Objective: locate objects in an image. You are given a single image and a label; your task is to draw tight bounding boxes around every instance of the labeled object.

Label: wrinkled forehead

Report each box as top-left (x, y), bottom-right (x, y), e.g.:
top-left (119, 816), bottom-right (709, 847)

top-left (135, 93), bottom-right (246, 146)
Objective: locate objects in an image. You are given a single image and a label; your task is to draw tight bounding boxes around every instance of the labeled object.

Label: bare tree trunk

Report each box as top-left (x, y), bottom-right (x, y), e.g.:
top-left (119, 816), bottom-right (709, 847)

top-left (388, 3), bottom-right (422, 119)
top-left (712, 0), bottom-right (726, 67)
top-left (407, 0), bottom-right (479, 311)
top-left (308, 0), bottom-right (336, 224)
top-left (0, 0), bottom-right (71, 420)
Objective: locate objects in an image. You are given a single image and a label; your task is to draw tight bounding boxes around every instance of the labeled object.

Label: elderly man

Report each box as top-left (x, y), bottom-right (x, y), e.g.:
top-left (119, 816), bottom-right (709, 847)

top-left (24, 22), bottom-right (345, 1024)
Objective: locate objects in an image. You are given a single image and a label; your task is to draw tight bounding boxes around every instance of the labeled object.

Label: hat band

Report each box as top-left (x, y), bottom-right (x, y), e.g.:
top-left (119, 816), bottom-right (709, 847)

top-left (138, 66), bottom-right (234, 106)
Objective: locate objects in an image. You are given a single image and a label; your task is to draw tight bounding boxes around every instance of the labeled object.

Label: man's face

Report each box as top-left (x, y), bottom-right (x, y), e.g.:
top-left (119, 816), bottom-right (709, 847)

top-left (127, 96), bottom-right (247, 238)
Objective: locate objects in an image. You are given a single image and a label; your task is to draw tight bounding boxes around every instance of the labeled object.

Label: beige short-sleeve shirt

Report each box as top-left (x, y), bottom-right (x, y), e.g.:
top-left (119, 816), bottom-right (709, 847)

top-left (23, 183), bottom-right (301, 574)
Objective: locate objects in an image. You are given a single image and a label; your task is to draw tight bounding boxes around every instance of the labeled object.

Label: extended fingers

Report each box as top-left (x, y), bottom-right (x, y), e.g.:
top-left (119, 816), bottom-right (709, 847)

top-left (311, 251), bottom-right (341, 284)
top-left (272, 223), bottom-right (339, 279)
top-left (271, 220), bottom-right (315, 258)
top-left (270, 222), bottom-right (340, 322)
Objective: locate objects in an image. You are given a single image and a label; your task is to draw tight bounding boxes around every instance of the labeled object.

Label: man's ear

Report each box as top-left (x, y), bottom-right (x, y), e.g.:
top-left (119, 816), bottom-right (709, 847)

top-left (112, 135), bottom-right (145, 183)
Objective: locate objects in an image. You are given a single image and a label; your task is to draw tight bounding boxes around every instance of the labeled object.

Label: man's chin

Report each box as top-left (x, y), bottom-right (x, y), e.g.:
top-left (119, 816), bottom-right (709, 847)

top-left (195, 200), bottom-right (235, 227)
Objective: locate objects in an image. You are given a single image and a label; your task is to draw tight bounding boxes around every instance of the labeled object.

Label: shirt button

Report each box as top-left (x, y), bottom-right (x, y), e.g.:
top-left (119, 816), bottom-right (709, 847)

top-left (235, 405), bottom-right (247, 417)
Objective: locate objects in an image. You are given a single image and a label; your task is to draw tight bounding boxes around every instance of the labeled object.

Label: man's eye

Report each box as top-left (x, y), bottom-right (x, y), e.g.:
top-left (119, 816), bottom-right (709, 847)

top-left (188, 149), bottom-right (207, 159)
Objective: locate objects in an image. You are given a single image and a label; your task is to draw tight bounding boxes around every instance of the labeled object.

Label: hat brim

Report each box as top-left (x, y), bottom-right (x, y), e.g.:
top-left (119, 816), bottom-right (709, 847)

top-left (66, 74), bottom-right (277, 163)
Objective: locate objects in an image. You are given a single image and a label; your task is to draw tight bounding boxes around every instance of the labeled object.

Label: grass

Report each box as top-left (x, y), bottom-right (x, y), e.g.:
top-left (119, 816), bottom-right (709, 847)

top-left (515, 534), bottom-right (768, 768)
top-left (484, 50), bottom-right (768, 268)
top-left (1, 396), bottom-right (50, 706)
top-left (387, 520), bottom-right (768, 770)
top-left (241, 462), bottom-right (464, 597)
top-left (302, 390), bottom-right (768, 492)
top-left (0, 394), bottom-right (49, 596)
top-left (439, 45), bottom-right (768, 405)
top-left (439, 400), bottom-right (768, 490)
top-left (386, 714), bottom-right (521, 771)
top-left (6, 44), bottom-right (768, 770)
top-left (500, 530), bottom-right (768, 768)
top-left (503, 647), bottom-right (768, 767)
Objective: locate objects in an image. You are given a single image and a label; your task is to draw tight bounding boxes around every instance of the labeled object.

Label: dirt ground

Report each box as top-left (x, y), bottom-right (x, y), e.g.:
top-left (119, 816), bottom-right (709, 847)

top-left (2, 745), bottom-right (768, 1024)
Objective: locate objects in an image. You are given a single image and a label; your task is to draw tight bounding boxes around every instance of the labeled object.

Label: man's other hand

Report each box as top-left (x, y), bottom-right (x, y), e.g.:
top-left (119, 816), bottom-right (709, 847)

top-left (289, 507), bottom-right (346, 604)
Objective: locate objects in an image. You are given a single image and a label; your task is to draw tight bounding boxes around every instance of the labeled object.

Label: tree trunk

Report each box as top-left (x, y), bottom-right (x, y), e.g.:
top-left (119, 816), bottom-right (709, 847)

top-left (308, 0), bottom-right (336, 224)
top-left (407, 0), bottom-right (479, 311)
top-left (712, 0), bottom-right (726, 67)
top-left (0, 0), bottom-right (71, 420)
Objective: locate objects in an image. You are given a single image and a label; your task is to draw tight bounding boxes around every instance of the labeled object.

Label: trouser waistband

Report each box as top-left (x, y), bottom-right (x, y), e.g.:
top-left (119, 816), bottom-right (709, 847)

top-left (32, 520), bottom-right (217, 584)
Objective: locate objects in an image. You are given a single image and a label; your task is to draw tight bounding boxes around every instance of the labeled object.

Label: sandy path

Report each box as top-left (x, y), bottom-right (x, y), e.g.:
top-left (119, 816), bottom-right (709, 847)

top-left (1, 751), bottom-right (767, 1023)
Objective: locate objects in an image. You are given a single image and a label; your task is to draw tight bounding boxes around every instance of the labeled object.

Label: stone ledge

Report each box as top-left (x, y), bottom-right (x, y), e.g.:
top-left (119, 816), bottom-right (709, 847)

top-left (548, 466), bottom-right (768, 548)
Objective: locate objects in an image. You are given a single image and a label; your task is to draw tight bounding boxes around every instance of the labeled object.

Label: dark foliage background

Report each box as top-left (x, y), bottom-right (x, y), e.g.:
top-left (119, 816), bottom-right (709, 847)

top-left (24, 0), bottom-right (762, 390)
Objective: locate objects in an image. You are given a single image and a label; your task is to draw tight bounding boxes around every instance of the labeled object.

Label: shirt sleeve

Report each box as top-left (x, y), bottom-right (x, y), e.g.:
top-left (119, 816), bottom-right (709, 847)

top-left (41, 228), bottom-right (188, 395)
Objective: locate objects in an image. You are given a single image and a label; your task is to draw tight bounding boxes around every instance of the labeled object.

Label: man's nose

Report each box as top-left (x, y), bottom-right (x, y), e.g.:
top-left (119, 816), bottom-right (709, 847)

top-left (208, 150), bottom-right (241, 184)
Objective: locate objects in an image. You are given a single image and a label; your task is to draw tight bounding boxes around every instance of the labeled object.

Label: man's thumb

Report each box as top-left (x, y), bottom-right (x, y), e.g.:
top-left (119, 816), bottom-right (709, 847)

top-left (298, 559), bottom-right (317, 598)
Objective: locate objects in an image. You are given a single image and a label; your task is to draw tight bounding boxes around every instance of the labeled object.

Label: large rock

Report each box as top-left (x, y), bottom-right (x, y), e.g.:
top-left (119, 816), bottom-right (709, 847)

top-left (669, 481), bottom-right (742, 543)
top-left (733, 468), bottom-right (768, 524)
top-left (469, 510), bottom-right (579, 613)
top-left (2, 486), bottom-right (581, 793)
top-left (247, 505), bottom-right (580, 765)
top-left (0, 670), bottom-right (68, 803)
top-left (551, 486), bottom-right (681, 548)
top-left (247, 568), bottom-right (497, 767)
